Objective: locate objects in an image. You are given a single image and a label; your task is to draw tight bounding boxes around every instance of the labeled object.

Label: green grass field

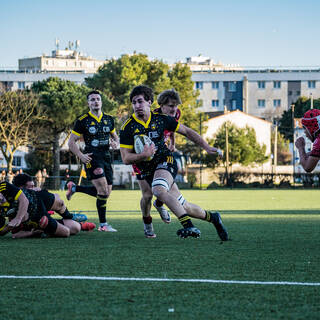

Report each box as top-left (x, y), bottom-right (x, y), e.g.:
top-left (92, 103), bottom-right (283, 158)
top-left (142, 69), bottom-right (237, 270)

top-left (1, 189), bottom-right (320, 320)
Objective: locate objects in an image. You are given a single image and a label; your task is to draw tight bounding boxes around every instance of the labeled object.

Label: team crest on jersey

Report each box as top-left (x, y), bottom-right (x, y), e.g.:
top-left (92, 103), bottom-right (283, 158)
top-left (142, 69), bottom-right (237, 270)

top-left (103, 120), bottom-right (108, 125)
top-left (150, 123), bottom-right (157, 130)
top-left (89, 126), bottom-right (96, 134)
top-left (90, 122), bottom-right (95, 125)
top-left (134, 129), bottom-right (140, 134)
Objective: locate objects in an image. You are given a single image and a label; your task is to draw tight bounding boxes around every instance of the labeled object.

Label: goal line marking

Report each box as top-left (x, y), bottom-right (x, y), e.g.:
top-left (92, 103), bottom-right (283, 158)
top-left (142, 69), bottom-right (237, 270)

top-left (0, 275), bottom-right (319, 286)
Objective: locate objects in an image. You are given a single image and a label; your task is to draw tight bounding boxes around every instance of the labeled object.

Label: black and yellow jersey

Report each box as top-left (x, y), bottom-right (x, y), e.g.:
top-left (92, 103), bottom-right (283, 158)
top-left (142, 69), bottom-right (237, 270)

top-left (0, 181), bottom-right (22, 216)
top-left (0, 182), bottom-right (46, 222)
top-left (72, 111), bottom-right (115, 155)
top-left (120, 111), bottom-right (179, 176)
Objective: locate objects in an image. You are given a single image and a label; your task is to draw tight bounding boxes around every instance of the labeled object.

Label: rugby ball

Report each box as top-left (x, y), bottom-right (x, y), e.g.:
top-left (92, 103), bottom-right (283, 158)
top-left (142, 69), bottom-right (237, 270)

top-left (134, 134), bottom-right (154, 160)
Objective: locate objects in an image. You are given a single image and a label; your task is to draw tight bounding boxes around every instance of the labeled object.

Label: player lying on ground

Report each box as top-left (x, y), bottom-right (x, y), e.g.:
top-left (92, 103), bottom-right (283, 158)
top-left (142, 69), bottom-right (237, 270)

top-left (12, 174), bottom-right (95, 232)
top-left (131, 88), bottom-right (228, 240)
top-left (120, 85), bottom-right (229, 240)
top-left (0, 181), bottom-right (79, 238)
top-left (295, 109), bottom-right (320, 172)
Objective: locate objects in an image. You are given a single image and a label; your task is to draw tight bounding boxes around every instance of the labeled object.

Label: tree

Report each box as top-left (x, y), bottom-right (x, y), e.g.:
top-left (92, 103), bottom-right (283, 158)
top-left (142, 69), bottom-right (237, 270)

top-left (203, 122), bottom-right (268, 180)
top-left (31, 77), bottom-right (116, 188)
top-left (85, 53), bottom-right (200, 155)
top-left (279, 96), bottom-right (320, 141)
top-left (0, 90), bottom-right (43, 172)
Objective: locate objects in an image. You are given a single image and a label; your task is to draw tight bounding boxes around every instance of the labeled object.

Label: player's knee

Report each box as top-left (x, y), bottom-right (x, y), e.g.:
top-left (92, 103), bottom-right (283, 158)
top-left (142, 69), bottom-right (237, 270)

top-left (152, 178), bottom-right (170, 200)
top-left (93, 167), bottom-right (103, 175)
top-left (55, 223), bottom-right (70, 237)
top-left (142, 192), bottom-right (153, 203)
top-left (70, 222), bottom-right (81, 235)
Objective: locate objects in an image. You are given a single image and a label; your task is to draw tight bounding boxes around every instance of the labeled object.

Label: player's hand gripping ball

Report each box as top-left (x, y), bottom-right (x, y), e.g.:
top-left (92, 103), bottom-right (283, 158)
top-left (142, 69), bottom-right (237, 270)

top-left (134, 134), bottom-right (154, 161)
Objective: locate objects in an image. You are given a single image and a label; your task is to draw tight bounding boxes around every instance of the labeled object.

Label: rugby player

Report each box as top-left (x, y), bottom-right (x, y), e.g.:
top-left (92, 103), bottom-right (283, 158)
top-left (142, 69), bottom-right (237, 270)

top-left (120, 85), bottom-right (228, 240)
top-left (67, 90), bottom-right (119, 232)
top-left (295, 109), bottom-right (320, 172)
top-left (12, 174), bottom-right (95, 232)
top-left (0, 181), bottom-right (78, 238)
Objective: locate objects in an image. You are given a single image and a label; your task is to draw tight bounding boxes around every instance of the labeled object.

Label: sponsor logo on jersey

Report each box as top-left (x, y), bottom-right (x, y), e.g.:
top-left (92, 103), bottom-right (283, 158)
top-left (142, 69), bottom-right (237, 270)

top-left (103, 126), bottom-right (110, 133)
top-left (148, 131), bottom-right (159, 139)
top-left (89, 126), bottom-right (96, 134)
top-left (99, 139), bottom-right (109, 145)
top-left (91, 139), bottom-right (99, 147)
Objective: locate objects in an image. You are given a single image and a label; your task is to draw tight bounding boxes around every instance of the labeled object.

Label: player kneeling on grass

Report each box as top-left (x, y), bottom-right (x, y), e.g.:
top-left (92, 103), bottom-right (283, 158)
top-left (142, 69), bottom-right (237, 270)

top-left (12, 174), bottom-right (95, 232)
top-left (0, 181), bottom-right (77, 238)
top-left (295, 109), bottom-right (320, 172)
top-left (120, 85), bottom-right (229, 240)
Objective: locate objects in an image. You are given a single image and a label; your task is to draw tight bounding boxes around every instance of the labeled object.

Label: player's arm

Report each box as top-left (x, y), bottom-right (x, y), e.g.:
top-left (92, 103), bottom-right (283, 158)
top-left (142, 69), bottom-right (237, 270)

top-left (68, 133), bottom-right (92, 164)
top-left (177, 124), bottom-right (221, 155)
top-left (110, 131), bottom-right (119, 149)
top-left (8, 192), bottom-right (29, 228)
top-left (295, 137), bottom-right (319, 172)
top-left (120, 145), bottom-right (156, 165)
top-left (168, 133), bottom-right (175, 152)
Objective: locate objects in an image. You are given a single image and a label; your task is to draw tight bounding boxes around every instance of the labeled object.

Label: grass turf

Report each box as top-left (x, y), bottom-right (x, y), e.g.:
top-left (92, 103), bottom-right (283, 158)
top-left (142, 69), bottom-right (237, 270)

top-left (0, 189), bottom-right (320, 319)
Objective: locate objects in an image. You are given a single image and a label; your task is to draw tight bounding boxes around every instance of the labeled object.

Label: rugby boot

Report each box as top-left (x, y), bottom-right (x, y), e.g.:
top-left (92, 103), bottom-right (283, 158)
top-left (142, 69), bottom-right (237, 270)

top-left (209, 211), bottom-right (229, 241)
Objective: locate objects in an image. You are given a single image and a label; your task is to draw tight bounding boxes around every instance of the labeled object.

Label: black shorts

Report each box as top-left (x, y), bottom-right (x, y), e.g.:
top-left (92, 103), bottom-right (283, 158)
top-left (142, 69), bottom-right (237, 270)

top-left (137, 160), bottom-right (178, 187)
top-left (36, 190), bottom-right (55, 211)
top-left (85, 154), bottom-right (113, 184)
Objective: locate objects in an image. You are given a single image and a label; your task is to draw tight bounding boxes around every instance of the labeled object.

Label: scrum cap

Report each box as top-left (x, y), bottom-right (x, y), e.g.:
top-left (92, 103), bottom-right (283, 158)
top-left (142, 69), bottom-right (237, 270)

top-left (301, 109), bottom-right (320, 139)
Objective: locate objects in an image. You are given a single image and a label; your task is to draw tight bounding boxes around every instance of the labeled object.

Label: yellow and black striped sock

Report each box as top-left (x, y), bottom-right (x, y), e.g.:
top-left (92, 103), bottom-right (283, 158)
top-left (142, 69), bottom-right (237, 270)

top-left (178, 214), bottom-right (194, 228)
top-left (205, 210), bottom-right (212, 222)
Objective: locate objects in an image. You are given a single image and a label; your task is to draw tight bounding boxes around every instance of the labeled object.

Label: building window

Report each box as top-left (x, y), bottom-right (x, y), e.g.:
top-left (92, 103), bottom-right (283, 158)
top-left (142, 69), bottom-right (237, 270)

top-left (196, 99), bottom-right (203, 106)
top-left (195, 82), bottom-right (203, 90)
top-left (258, 81), bottom-right (265, 89)
top-left (18, 82), bottom-right (25, 89)
top-left (273, 99), bottom-right (281, 107)
top-left (258, 99), bottom-right (265, 108)
top-left (211, 100), bottom-right (219, 107)
top-left (273, 81), bottom-right (281, 89)
top-left (228, 82), bottom-right (236, 92)
top-left (211, 81), bottom-right (219, 89)
top-left (13, 156), bottom-right (21, 167)
top-left (231, 100), bottom-right (237, 110)
top-left (288, 91), bottom-right (292, 96)
top-left (296, 91), bottom-right (300, 96)
top-left (308, 81), bottom-right (316, 89)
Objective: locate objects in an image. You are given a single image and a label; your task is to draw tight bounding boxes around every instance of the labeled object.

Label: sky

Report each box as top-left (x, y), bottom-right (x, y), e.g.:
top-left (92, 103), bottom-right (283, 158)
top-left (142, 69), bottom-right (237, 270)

top-left (1, 0), bottom-right (320, 69)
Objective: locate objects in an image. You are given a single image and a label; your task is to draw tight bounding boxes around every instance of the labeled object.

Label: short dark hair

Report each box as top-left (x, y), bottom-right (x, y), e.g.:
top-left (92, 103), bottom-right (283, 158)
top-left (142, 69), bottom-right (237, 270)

top-left (87, 90), bottom-right (101, 100)
top-left (157, 89), bottom-right (182, 106)
top-left (129, 85), bottom-right (154, 103)
top-left (12, 173), bottom-right (33, 188)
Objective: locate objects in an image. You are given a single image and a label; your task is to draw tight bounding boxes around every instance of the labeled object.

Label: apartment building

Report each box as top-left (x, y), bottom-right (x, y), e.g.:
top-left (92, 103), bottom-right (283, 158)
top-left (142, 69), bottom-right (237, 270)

top-left (192, 69), bottom-right (320, 119)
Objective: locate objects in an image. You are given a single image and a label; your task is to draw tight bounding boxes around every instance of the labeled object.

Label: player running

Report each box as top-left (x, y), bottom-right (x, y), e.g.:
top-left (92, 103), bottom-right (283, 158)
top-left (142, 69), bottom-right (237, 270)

top-left (67, 90), bottom-right (119, 232)
top-left (120, 85), bottom-right (228, 240)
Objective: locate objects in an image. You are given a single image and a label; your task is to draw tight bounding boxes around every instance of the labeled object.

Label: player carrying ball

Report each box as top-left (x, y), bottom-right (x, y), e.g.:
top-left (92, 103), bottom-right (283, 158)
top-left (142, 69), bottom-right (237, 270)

top-left (120, 85), bottom-right (229, 239)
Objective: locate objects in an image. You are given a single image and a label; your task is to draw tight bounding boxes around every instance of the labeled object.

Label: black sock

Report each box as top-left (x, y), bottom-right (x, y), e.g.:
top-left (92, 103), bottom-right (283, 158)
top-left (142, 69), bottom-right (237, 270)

top-left (178, 214), bottom-right (194, 228)
top-left (155, 199), bottom-right (164, 207)
top-left (60, 208), bottom-right (74, 219)
top-left (143, 216), bottom-right (152, 224)
top-left (76, 186), bottom-right (97, 197)
top-left (96, 194), bottom-right (107, 223)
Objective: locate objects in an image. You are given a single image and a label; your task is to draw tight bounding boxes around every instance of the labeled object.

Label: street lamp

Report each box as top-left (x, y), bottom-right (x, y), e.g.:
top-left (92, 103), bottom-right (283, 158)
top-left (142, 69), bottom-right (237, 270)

top-left (291, 104), bottom-right (295, 186)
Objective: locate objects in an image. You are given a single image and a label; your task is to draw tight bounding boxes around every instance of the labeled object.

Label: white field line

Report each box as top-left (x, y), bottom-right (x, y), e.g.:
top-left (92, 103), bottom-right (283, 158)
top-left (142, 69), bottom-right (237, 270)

top-left (0, 275), bottom-right (319, 286)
